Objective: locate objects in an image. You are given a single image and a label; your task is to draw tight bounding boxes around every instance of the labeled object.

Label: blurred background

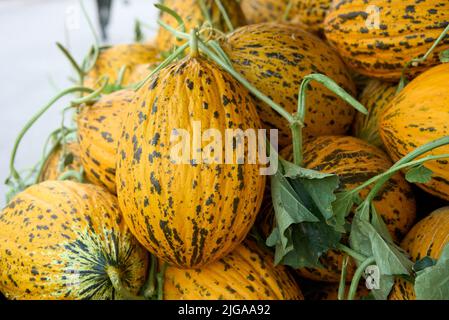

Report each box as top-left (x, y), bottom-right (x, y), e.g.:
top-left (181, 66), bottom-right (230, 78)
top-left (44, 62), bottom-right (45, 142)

top-left (0, 0), bottom-right (159, 207)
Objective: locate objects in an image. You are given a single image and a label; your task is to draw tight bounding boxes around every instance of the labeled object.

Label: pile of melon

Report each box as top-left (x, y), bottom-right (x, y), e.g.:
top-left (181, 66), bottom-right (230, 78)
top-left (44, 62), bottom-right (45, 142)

top-left (1, 0), bottom-right (449, 300)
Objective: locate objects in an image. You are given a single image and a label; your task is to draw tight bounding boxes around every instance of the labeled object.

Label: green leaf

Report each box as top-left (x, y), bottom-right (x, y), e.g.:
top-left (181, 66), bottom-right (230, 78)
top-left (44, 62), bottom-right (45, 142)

top-left (271, 170), bottom-right (319, 238)
top-left (266, 159), bottom-right (342, 268)
top-left (370, 274), bottom-right (395, 300)
top-left (349, 215), bottom-right (373, 258)
top-left (354, 217), bottom-right (413, 275)
top-left (440, 49), bottom-right (449, 63)
top-left (273, 222), bottom-right (341, 268)
top-left (355, 200), bottom-right (371, 221)
top-left (332, 192), bottom-right (354, 232)
top-left (413, 257), bottom-right (437, 273)
top-left (370, 204), bottom-right (394, 243)
top-left (369, 230), bottom-right (413, 276)
top-left (405, 165), bottom-right (433, 183)
top-left (415, 244), bottom-right (449, 300)
top-left (282, 159), bottom-right (339, 220)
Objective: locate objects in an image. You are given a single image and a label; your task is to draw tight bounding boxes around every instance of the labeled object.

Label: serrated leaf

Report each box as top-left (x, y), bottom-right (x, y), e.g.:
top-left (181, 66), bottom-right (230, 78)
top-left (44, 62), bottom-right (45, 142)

top-left (273, 222), bottom-right (341, 268)
top-left (415, 244), bottom-right (449, 300)
top-left (405, 165), bottom-right (433, 183)
top-left (270, 170), bottom-right (319, 250)
top-left (282, 159), bottom-right (339, 220)
top-left (267, 159), bottom-right (342, 268)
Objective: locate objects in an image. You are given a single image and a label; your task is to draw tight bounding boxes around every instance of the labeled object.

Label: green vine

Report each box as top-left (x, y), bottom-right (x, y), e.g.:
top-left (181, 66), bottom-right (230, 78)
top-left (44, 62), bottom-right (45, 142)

top-left (6, 77), bottom-right (108, 199)
top-left (397, 23), bottom-right (449, 93)
top-left (347, 257), bottom-right (376, 300)
top-left (338, 256), bottom-right (349, 300)
top-left (295, 74), bottom-right (367, 166)
top-left (213, 0), bottom-right (234, 32)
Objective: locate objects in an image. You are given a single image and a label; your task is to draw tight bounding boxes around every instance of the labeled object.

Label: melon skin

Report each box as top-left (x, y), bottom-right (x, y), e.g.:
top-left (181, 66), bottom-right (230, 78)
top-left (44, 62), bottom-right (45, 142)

top-left (116, 56), bottom-right (266, 269)
top-left (324, 0), bottom-right (449, 81)
top-left (380, 63), bottom-right (449, 201)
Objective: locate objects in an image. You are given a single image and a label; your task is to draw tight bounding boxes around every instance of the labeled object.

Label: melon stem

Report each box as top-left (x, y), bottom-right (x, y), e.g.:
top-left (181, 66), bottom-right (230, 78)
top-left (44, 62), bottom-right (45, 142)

top-left (142, 254), bottom-right (157, 299)
top-left (157, 262), bottom-right (167, 300)
top-left (190, 29), bottom-right (199, 57)
top-left (106, 266), bottom-right (144, 300)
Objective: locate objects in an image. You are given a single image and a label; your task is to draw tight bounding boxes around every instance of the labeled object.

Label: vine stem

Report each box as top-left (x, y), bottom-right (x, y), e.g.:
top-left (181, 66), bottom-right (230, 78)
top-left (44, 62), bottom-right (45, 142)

top-left (56, 42), bottom-right (84, 84)
top-left (58, 168), bottom-right (85, 183)
top-left (155, 3), bottom-right (186, 39)
top-left (290, 122), bottom-right (303, 166)
top-left (134, 19), bottom-right (144, 42)
top-left (35, 128), bottom-right (76, 184)
top-left (336, 243), bottom-right (367, 262)
top-left (190, 29), bottom-right (199, 57)
top-left (295, 74), bottom-right (367, 166)
top-left (338, 256), bottom-right (349, 300)
top-left (197, 40), bottom-right (295, 124)
top-left (346, 137), bottom-right (449, 199)
top-left (7, 86), bottom-right (94, 186)
top-left (106, 266), bottom-right (145, 300)
top-left (398, 23), bottom-right (449, 92)
top-left (214, 0), bottom-right (234, 31)
top-left (209, 40), bottom-right (233, 66)
top-left (347, 257), bottom-right (376, 300)
top-left (198, 0), bottom-right (213, 28)
top-left (157, 20), bottom-right (190, 41)
top-left (157, 263), bottom-right (168, 300)
top-left (134, 41), bottom-right (190, 91)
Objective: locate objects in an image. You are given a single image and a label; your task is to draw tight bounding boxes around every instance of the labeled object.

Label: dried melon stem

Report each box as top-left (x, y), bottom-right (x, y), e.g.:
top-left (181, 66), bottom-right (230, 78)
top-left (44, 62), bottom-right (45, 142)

top-left (106, 266), bottom-right (144, 300)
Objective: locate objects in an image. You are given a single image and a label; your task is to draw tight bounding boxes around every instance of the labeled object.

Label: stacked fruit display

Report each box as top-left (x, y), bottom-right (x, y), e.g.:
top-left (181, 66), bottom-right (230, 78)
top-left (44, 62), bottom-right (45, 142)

top-left (1, 0), bottom-right (448, 300)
